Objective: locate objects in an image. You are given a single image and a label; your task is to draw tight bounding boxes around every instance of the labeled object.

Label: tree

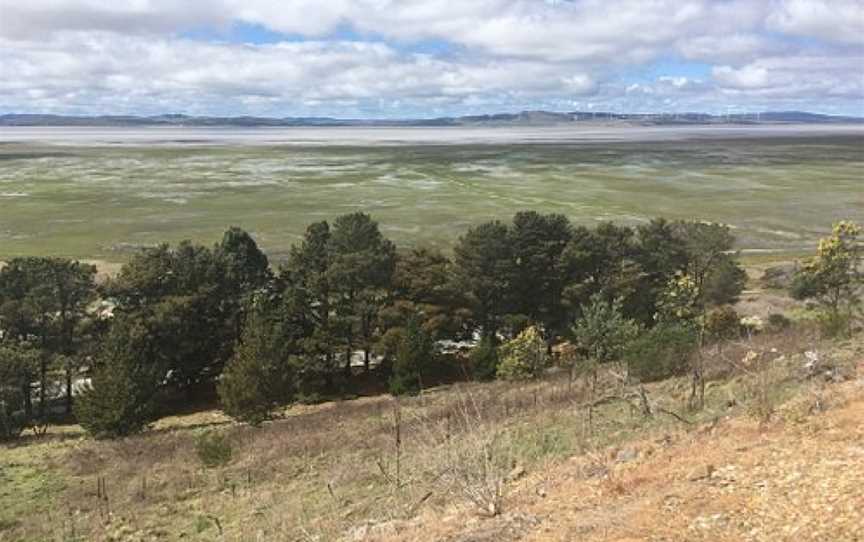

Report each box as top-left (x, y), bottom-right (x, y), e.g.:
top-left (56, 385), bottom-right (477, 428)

top-left (0, 257), bottom-right (96, 417)
top-left (626, 324), bottom-right (697, 383)
top-left (74, 318), bottom-right (162, 438)
top-left (632, 218), bottom-right (689, 324)
top-left (561, 223), bottom-right (642, 321)
top-left (216, 227), bottom-right (271, 294)
top-left (469, 336), bottom-right (499, 381)
top-left (327, 212), bottom-right (396, 375)
top-left (388, 319), bottom-right (434, 395)
top-left (674, 221), bottom-right (744, 309)
top-left (385, 248), bottom-right (466, 340)
top-left (453, 221), bottom-right (514, 341)
top-left (508, 211), bottom-right (573, 341)
top-left (496, 325), bottom-right (549, 380)
top-left (791, 221), bottom-right (863, 337)
top-left (0, 344), bottom-right (38, 440)
top-left (654, 273), bottom-right (706, 409)
top-left (703, 256), bottom-right (747, 306)
top-left (218, 304), bottom-right (294, 425)
top-left (105, 242), bottom-right (235, 392)
top-left (282, 220), bottom-right (338, 388)
top-left (216, 227), bottom-right (273, 341)
top-left (571, 293), bottom-right (640, 374)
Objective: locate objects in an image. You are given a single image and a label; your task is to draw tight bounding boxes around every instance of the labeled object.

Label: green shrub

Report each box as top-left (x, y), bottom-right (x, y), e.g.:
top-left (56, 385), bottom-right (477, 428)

top-left (766, 313), bottom-right (792, 333)
top-left (705, 305), bottom-right (741, 343)
top-left (469, 337), bottom-right (499, 381)
top-left (195, 432), bottom-right (232, 468)
top-left (816, 310), bottom-right (853, 339)
top-left (626, 324), bottom-right (697, 383)
top-left (389, 320), bottom-right (434, 395)
top-left (497, 326), bottom-right (548, 381)
top-left (74, 343), bottom-right (161, 438)
top-left (218, 307), bottom-right (294, 426)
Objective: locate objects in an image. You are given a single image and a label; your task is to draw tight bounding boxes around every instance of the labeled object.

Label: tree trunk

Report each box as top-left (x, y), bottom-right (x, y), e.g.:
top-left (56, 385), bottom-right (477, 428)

top-left (38, 357), bottom-right (47, 419)
top-left (65, 367), bottom-right (73, 414)
top-left (22, 382), bottom-right (33, 420)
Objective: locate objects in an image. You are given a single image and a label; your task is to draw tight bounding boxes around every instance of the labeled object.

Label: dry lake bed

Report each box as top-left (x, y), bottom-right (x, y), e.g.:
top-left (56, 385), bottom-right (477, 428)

top-left (1, 124), bottom-right (862, 261)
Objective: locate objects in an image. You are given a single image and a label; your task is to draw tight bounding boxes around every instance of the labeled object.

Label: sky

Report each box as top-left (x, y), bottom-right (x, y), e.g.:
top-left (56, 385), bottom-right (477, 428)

top-left (1, 0), bottom-right (863, 118)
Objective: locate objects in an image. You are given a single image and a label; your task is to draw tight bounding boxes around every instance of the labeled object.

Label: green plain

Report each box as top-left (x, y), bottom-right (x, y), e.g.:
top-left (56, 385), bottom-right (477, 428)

top-left (1, 135), bottom-right (861, 262)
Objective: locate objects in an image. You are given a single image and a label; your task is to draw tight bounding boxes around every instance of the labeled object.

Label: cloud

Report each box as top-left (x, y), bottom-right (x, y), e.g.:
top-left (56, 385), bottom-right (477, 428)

top-left (767, 0), bottom-right (864, 45)
top-left (0, 0), bottom-right (861, 116)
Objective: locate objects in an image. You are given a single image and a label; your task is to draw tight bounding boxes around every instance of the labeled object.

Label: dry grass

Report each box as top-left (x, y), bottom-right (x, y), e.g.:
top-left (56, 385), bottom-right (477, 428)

top-left (1, 323), bottom-right (860, 541)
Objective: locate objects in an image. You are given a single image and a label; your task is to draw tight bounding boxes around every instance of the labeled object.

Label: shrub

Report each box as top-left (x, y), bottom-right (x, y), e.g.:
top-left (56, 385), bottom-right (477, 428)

top-left (75, 344), bottom-right (160, 439)
top-left (626, 324), bottom-right (697, 383)
top-left (766, 313), bottom-right (792, 333)
top-left (816, 310), bottom-right (853, 339)
top-left (469, 337), bottom-right (499, 381)
top-left (790, 221), bottom-right (862, 338)
top-left (703, 257), bottom-right (747, 306)
top-left (218, 307), bottom-right (294, 425)
top-left (389, 320), bottom-right (434, 395)
top-left (496, 326), bottom-right (548, 380)
top-left (705, 305), bottom-right (741, 343)
top-left (572, 294), bottom-right (640, 366)
top-left (195, 431), bottom-right (232, 468)
top-left (218, 350), bottom-right (274, 426)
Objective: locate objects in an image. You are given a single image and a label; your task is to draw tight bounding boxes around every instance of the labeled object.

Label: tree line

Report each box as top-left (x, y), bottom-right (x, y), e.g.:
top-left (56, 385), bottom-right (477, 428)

top-left (1, 213), bottom-right (859, 438)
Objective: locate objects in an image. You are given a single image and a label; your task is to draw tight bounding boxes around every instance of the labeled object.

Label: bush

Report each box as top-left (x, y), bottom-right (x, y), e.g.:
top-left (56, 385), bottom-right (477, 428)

top-left (218, 307), bottom-right (294, 425)
top-left (766, 313), bottom-right (792, 333)
top-left (705, 305), bottom-right (741, 343)
top-left (703, 257), bottom-right (747, 306)
top-left (626, 324), bottom-right (697, 383)
top-left (816, 310), bottom-right (853, 339)
top-left (195, 431), bottom-right (232, 468)
top-left (75, 348), bottom-right (160, 439)
top-left (389, 320), bottom-right (434, 395)
top-left (469, 337), bottom-right (499, 381)
top-left (496, 326), bottom-right (548, 381)
top-left (218, 351), bottom-right (274, 426)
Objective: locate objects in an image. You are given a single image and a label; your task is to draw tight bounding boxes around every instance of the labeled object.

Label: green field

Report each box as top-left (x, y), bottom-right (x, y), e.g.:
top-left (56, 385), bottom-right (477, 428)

top-left (1, 134), bottom-right (862, 262)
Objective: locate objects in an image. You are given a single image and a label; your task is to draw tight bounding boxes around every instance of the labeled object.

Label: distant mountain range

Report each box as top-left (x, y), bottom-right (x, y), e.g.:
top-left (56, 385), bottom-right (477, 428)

top-left (1, 110), bottom-right (862, 127)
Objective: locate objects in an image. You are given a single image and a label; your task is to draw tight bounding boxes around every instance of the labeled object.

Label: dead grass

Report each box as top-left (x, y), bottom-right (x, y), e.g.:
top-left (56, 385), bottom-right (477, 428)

top-left (1, 321), bottom-right (860, 541)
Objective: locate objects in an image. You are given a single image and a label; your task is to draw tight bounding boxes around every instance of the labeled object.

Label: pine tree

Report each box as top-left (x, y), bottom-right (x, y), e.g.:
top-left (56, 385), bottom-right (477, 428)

top-left (74, 326), bottom-right (161, 438)
top-left (218, 306), bottom-right (294, 425)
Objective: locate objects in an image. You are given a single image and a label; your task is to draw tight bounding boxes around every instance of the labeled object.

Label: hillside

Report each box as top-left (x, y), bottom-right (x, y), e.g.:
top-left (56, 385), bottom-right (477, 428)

top-left (1, 323), bottom-right (861, 541)
top-left (385, 357), bottom-right (864, 542)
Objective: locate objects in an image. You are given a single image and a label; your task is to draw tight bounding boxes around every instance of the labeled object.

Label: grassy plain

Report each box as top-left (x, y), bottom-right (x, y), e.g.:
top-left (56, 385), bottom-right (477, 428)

top-left (1, 135), bottom-right (862, 262)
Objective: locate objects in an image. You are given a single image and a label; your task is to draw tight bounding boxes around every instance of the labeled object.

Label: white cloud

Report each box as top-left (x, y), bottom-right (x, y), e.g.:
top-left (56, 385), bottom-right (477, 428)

top-left (713, 65), bottom-right (771, 89)
top-left (767, 0), bottom-right (864, 45)
top-left (0, 0), bottom-right (861, 115)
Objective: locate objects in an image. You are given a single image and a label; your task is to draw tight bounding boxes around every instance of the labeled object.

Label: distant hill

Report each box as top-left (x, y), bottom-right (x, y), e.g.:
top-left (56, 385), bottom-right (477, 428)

top-left (1, 110), bottom-right (862, 127)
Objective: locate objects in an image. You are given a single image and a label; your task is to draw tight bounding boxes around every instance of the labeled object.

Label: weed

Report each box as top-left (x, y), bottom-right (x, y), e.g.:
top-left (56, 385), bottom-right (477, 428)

top-left (194, 431), bottom-right (232, 468)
